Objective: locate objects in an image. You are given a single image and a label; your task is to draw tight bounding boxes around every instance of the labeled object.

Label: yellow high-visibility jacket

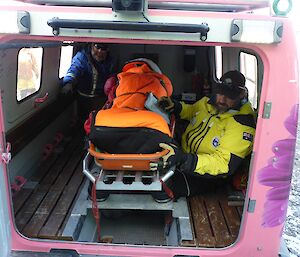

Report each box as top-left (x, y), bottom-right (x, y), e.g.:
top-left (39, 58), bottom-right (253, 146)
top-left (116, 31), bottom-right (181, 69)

top-left (180, 96), bottom-right (256, 177)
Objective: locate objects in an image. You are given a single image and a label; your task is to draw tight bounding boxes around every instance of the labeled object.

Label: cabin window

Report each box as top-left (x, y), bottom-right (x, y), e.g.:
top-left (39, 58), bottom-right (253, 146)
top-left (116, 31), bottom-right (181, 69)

top-left (17, 47), bottom-right (43, 101)
top-left (59, 45), bottom-right (74, 78)
top-left (240, 52), bottom-right (258, 109)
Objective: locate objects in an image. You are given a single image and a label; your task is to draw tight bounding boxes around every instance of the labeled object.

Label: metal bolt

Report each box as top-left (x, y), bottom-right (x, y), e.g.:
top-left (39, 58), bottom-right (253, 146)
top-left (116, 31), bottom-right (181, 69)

top-left (257, 246), bottom-right (263, 251)
top-left (200, 35), bottom-right (207, 41)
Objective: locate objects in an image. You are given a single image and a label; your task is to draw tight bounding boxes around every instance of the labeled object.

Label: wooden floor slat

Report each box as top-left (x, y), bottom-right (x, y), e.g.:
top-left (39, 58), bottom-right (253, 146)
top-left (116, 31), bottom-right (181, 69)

top-left (219, 197), bottom-right (241, 238)
top-left (13, 189), bottom-right (33, 215)
top-left (15, 137), bottom-right (82, 233)
top-left (13, 153), bottom-right (61, 215)
top-left (30, 153), bottom-right (61, 183)
top-left (189, 196), bottom-right (216, 247)
top-left (22, 145), bottom-right (84, 238)
top-left (188, 191), bottom-right (243, 248)
top-left (205, 195), bottom-right (232, 247)
top-left (38, 163), bottom-right (85, 239)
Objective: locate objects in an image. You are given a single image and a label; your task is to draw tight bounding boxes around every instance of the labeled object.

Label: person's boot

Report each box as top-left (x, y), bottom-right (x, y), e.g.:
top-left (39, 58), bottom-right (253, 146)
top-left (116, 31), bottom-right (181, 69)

top-left (151, 190), bottom-right (172, 203)
top-left (88, 181), bottom-right (109, 202)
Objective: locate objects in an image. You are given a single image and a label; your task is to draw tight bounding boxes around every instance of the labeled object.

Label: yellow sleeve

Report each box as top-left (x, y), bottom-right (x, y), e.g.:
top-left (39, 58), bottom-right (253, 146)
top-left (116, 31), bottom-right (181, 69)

top-left (180, 98), bottom-right (207, 121)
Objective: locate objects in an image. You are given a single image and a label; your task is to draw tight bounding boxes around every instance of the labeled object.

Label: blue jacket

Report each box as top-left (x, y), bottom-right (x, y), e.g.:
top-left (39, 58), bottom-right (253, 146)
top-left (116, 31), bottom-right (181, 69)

top-left (63, 49), bottom-right (116, 96)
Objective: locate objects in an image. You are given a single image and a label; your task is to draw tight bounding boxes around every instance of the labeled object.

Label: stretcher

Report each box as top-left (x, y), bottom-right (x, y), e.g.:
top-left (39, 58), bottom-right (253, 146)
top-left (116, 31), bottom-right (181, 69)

top-left (84, 144), bottom-right (174, 195)
top-left (88, 142), bottom-right (169, 171)
top-left (78, 142), bottom-right (193, 245)
top-left (83, 115), bottom-right (176, 196)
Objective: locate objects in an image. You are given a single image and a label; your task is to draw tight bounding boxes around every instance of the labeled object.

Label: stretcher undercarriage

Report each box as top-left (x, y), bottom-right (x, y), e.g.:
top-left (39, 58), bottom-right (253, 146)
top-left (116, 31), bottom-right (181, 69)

top-left (62, 153), bottom-right (194, 245)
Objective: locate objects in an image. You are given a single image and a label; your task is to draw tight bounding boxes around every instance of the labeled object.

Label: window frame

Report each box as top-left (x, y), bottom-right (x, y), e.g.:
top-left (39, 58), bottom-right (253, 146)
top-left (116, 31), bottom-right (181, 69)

top-left (59, 44), bottom-right (74, 79)
top-left (239, 50), bottom-right (259, 109)
top-left (16, 47), bottom-right (44, 103)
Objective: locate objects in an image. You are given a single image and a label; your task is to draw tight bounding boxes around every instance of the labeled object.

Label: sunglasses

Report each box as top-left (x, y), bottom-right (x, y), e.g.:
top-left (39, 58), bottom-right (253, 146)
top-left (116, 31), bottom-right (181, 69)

top-left (93, 44), bottom-right (108, 51)
top-left (215, 82), bottom-right (246, 100)
top-left (219, 81), bottom-right (245, 90)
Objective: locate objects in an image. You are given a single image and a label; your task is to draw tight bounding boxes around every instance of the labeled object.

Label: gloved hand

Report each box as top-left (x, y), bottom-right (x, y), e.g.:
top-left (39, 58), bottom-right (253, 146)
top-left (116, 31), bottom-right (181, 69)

top-left (159, 143), bottom-right (187, 168)
top-left (61, 83), bottom-right (74, 95)
top-left (150, 143), bottom-right (197, 173)
top-left (157, 96), bottom-right (182, 115)
top-left (157, 96), bottom-right (175, 113)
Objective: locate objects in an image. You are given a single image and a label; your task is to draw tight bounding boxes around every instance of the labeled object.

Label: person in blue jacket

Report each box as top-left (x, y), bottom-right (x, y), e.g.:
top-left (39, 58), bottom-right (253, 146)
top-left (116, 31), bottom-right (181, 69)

top-left (62, 43), bottom-right (117, 121)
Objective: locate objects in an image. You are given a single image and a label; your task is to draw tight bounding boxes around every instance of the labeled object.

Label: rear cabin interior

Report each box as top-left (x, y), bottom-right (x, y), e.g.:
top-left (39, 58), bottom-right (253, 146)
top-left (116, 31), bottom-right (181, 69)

top-left (2, 41), bottom-right (263, 247)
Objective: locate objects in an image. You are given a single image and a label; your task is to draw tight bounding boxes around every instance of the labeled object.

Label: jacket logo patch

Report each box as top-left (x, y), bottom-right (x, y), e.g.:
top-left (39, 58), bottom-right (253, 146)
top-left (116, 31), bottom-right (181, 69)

top-left (190, 117), bottom-right (197, 126)
top-left (212, 137), bottom-right (220, 148)
top-left (243, 132), bottom-right (253, 142)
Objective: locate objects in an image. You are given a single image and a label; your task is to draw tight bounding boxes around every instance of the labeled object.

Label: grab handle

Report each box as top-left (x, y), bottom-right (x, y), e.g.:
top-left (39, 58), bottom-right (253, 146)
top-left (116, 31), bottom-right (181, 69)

top-left (161, 169), bottom-right (175, 183)
top-left (34, 92), bottom-right (49, 107)
top-left (83, 153), bottom-right (98, 183)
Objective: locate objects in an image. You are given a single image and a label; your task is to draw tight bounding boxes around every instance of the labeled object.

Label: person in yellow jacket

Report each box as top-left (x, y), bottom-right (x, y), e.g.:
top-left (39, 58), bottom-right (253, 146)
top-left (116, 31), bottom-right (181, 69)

top-left (155, 70), bottom-right (256, 197)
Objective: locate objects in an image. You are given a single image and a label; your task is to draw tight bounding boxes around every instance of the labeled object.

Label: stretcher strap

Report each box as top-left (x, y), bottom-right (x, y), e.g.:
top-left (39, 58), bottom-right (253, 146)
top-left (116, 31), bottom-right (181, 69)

top-left (91, 176), bottom-right (101, 242)
top-left (161, 180), bottom-right (174, 199)
top-left (169, 114), bottom-right (176, 137)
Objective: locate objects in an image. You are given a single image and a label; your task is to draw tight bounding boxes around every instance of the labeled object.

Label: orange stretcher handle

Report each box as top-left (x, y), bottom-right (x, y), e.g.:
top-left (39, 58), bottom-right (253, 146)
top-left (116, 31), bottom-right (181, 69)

top-left (88, 143), bottom-right (169, 171)
top-left (88, 143), bottom-right (169, 160)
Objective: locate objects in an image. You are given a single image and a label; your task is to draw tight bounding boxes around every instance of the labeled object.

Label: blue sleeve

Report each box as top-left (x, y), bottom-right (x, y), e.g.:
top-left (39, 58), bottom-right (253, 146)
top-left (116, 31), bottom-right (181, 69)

top-left (62, 51), bottom-right (89, 86)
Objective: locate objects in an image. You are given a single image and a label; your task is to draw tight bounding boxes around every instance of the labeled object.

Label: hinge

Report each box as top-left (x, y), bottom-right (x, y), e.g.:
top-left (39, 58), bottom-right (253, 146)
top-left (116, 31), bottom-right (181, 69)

top-left (247, 199), bottom-right (256, 213)
top-left (262, 102), bottom-right (272, 119)
top-left (1, 142), bottom-right (11, 164)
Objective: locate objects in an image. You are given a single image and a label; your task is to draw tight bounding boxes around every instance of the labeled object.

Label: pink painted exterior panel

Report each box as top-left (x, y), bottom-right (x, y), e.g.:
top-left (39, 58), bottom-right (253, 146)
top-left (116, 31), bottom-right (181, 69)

top-left (0, 1), bottom-right (298, 256)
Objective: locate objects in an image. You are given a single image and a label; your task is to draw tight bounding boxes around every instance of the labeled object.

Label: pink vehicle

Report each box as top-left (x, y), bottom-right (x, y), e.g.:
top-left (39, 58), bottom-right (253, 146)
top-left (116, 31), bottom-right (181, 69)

top-left (0, 0), bottom-right (298, 256)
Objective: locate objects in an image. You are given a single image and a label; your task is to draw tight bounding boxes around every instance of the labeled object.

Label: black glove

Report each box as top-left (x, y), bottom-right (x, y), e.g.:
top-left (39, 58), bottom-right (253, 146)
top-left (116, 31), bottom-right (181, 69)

top-left (159, 143), bottom-right (186, 168)
top-left (61, 83), bottom-right (74, 95)
top-left (150, 143), bottom-right (197, 173)
top-left (157, 97), bottom-right (182, 115)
